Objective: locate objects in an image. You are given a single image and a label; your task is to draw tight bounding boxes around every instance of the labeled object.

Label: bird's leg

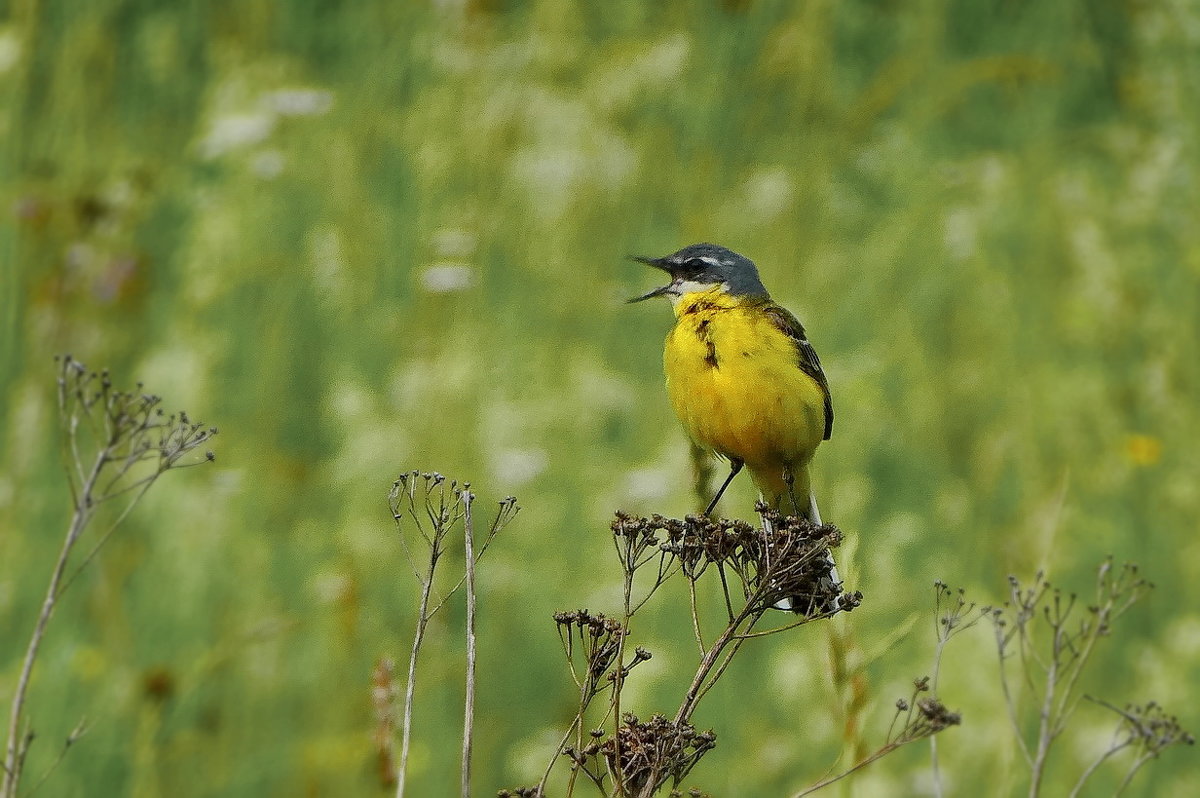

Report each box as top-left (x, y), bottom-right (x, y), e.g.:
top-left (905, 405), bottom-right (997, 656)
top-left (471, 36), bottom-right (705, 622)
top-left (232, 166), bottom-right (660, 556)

top-left (782, 467), bottom-right (802, 518)
top-left (704, 458), bottom-right (743, 516)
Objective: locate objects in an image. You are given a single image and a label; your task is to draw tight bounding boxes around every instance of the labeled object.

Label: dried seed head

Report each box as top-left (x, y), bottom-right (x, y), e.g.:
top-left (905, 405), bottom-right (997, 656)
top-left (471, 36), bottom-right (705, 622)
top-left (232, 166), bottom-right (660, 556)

top-left (600, 714), bottom-right (716, 795)
top-left (916, 697), bottom-right (961, 731)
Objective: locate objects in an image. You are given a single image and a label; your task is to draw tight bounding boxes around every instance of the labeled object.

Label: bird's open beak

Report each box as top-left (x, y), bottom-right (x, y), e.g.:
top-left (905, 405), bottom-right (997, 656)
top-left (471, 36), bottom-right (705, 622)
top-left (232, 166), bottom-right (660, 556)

top-left (628, 255), bottom-right (673, 303)
top-left (628, 285), bottom-right (671, 303)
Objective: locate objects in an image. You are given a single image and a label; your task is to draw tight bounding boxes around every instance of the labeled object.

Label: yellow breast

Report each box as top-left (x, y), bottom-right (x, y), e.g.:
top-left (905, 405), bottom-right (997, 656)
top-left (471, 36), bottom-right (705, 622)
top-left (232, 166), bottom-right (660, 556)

top-left (663, 289), bottom-right (827, 476)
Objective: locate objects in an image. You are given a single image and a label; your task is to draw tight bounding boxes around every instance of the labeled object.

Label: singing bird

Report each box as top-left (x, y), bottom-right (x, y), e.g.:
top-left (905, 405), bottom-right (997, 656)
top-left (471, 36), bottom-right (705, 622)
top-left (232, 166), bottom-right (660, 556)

top-left (630, 243), bottom-right (833, 523)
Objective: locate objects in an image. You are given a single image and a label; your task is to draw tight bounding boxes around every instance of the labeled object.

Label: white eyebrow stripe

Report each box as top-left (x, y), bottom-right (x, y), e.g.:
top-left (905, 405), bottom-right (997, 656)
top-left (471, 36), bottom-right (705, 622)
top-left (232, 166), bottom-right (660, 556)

top-left (696, 255), bottom-right (726, 267)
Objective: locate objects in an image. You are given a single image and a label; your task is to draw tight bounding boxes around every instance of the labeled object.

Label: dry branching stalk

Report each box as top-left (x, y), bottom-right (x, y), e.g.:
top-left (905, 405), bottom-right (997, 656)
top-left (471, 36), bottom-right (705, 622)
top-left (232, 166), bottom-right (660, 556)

top-left (517, 505), bottom-right (862, 798)
top-left (785, 581), bottom-right (983, 797)
top-left (491, 520), bottom-right (1187, 797)
top-left (389, 472), bottom-right (518, 798)
top-left (987, 559), bottom-right (1191, 797)
top-left (2, 355), bottom-right (217, 798)
top-left (793, 677), bottom-right (962, 797)
top-left (928, 580), bottom-right (985, 796)
top-left (1070, 697), bottom-right (1194, 796)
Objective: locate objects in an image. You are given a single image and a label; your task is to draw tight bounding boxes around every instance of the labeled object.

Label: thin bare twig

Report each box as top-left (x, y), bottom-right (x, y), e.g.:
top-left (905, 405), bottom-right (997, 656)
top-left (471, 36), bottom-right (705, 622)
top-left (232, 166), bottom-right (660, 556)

top-left (928, 582), bottom-right (983, 798)
top-left (2, 451), bottom-right (104, 798)
top-left (794, 680), bottom-right (960, 797)
top-left (392, 481), bottom-right (442, 798)
top-left (25, 718), bottom-right (89, 797)
top-left (461, 487), bottom-right (477, 798)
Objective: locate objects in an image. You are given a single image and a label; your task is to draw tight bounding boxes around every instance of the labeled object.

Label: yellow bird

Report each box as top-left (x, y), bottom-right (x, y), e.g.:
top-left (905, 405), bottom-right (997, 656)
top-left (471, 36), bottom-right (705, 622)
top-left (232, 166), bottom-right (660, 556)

top-left (630, 243), bottom-right (833, 523)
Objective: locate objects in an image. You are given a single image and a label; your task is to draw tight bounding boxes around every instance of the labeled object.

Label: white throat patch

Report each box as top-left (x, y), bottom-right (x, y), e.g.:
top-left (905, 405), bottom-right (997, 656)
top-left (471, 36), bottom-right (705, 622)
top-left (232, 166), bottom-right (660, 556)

top-left (669, 280), bottom-right (729, 307)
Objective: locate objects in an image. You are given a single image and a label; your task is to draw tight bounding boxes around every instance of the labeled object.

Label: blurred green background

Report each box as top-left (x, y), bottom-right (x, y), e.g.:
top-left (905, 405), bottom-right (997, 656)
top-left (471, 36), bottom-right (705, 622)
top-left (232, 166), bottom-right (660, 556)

top-left (2, 0), bottom-right (1198, 795)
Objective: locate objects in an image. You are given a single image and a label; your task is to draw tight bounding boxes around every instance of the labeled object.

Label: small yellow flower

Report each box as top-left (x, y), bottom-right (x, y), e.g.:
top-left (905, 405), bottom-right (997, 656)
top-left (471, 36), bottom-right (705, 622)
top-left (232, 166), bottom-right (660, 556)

top-left (1125, 434), bottom-right (1162, 466)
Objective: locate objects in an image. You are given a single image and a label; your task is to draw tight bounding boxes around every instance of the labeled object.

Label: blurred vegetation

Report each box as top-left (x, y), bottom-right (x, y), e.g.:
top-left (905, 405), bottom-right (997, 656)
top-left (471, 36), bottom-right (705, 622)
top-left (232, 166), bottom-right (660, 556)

top-left (1, 0), bottom-right (1198, 795)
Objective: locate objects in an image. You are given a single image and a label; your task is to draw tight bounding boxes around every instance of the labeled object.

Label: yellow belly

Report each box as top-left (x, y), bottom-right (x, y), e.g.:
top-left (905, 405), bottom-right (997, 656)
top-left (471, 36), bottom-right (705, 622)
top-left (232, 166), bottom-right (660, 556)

top-left (664, 295), bottom-right (826, 503)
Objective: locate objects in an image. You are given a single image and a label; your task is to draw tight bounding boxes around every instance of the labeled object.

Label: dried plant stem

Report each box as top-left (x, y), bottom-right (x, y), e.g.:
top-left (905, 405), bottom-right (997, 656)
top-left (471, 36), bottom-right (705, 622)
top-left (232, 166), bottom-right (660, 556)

top-left (997, 644), bottom-right (1033, 767)
top-left (929, 647), bottom-right (948, 797)
top-left (1113, 753), bottom-right (1155, 796)
top-left (791, 741), bottom-right (901, 797)
top-left (1073, 696), bottom-right (1193, 797)
top-left (514, 511), bottom-right (858, 798)
top-left (460, 488), bottom-right (477, 798)
top-left (24, 718), bottom-right (88, 797)
top-left (686, 580), bottom-right (705, 654)
top-left (541, 716), bottom-right (580, 795)
top-left (630, 602), bottom-right (759, 798)
top-left (1028, 655), bottom-right (1059, 797)
top-left (396, 549), bottom-right (436, 798)
top-left (795, 677), bottom-right (960, 798)
top-left (988, 563), bottom-right (1152, 798)
top-left (610, 569), bottom-right (635, 798)
top-left (4, 357), bottom-right (216, 798)
top-left (2, 451), bottom-right (104, 798)
top-left (928, 582), bottom-right (981, 798)
top-left (673, 604), bottom-right (754, 727)
top-left (55, 480), bottom-right (157, 599)
top-left (1067, 740), bottom-right (1127, 798)
top-left (692, 633), bottom-right (751, 711)
top-left (390, 476), bottom-right (518, 797)
top-left (982, 562), bottom-right (1183, 798)
top-left (929, 729), bottom-right (942, 791)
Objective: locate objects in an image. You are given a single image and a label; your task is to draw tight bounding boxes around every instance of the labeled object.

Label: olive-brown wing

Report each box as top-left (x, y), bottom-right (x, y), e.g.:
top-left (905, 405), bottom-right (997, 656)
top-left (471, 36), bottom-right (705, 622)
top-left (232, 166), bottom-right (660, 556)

top-left (761, 302), bottom-right (834, 440)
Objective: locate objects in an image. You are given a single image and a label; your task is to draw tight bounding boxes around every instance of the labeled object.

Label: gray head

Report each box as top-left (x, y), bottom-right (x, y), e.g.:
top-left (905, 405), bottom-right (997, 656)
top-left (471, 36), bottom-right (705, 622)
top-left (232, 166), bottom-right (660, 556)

top-left (629, 243), bottom-right (769, 303)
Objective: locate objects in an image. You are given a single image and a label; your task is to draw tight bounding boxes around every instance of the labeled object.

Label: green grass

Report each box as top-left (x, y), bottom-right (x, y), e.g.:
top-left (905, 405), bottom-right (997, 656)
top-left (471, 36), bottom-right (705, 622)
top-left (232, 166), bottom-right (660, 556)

top-left (2, 1), bottom-right (1198, 795)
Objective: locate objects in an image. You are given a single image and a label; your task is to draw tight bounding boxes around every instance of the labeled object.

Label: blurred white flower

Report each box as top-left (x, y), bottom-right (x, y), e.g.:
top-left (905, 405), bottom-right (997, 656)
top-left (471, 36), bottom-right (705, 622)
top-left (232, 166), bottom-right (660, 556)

top-left (878, 510), bottom-right (922, 548)
top-left (251, 149), bottom-right (286, 179)
top-left (508, 89), bottom-right (637, 221)
top-left (489, 447), bottom-right (548, 487)
top-left (589, 32), bottom-right (690, 110)
top-left (0, 27), bottom-right (21, 74)
top-left (199, 111), bottom-right (275, 159)
top-left (261, 88), bottom-right (334, 117)
top-left (1069, 218), bottom-right (1118, 314)
top-left (137, 346), bottom-right (209, 408)
top-left (312, 571), bottom-right (353, 604)
top-left (421, 262), bottom-right (474, 293)
top-left (64, 242), bottom-right (95, 271)
top-left (326, 379), bottom-right (371, 422)
top-left (622, 466), bottom-right (673, 502)
top-left (943, 207), bottom-right (978, 261)
top-left (432, 228), bottom-right (477, 258)
top-left (745, 167), bottom-right (796, 221)
top-left (1165, 615), bottom-right (1200, 659)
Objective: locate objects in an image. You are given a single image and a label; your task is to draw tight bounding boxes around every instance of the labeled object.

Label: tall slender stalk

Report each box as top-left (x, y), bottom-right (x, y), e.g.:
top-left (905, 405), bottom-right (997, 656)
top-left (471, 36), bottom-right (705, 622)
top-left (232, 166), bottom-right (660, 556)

top-left (2, 452), bottom-right (104, 798)
top-left (928, 582), bottom-right (982, 798)
top-left (395, 544), bottom-right (438, 798)
top-left (389, 474), bottom-right (516, 797)
top-left (3, 357), bottom-right (216, 798)
top-left (460, 488), bottom-right (477, 798)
